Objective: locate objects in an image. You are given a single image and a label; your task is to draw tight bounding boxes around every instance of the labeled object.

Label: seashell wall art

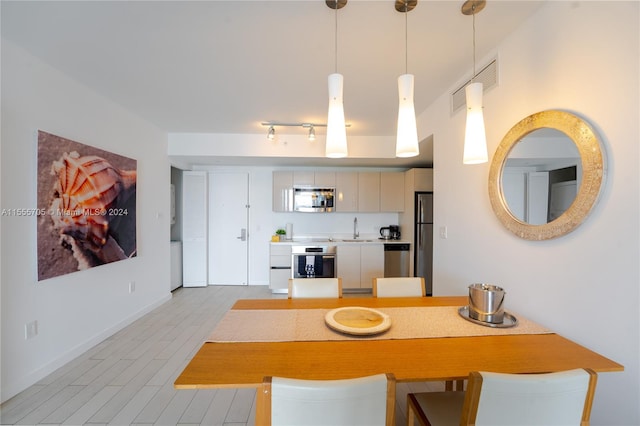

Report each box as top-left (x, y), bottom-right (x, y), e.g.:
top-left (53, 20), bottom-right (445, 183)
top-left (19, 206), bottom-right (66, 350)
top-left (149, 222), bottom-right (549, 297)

top-left (37, 131), bottom-right (137, 281)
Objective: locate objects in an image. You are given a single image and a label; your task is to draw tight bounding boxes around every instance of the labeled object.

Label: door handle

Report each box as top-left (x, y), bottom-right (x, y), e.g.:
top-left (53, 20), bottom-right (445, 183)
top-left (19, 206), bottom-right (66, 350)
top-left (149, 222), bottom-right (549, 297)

top-left (237, 228), bottom-right (247, 241)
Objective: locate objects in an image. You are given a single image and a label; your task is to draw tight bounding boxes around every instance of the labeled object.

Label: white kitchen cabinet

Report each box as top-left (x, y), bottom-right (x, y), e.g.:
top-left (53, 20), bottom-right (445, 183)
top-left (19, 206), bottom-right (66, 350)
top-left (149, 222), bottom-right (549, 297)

top-left (337, 245), bottom-right (360, 290)
top-left (413, 168), bottom-right (434, 192)
top-left (380, 172), bottom-right (405, 212)
top-left (293, 171), bottom-right (314, 186)
top-left (335, 172), bottom-right (358, 212)
top-left (275, 170), bottom-right (406, 213)
top-left (338, 244), bottom-right (384, 291)
top-left (358, 172), bottom-right (380, 212)
top-left (293, 171), bottom-right (336, 187)
top-left (337, 171), bottom-right (403, 213)
top-left (269, 244), bottom-right (292, 293)
top-left (273, 171), bottom-right (293, 212)
top-left (360, 245), bottom-right (384, 290)
top-left (182, 171), bottom-right (207, 287)
top-left (314, 172), bottom-right (336, 187)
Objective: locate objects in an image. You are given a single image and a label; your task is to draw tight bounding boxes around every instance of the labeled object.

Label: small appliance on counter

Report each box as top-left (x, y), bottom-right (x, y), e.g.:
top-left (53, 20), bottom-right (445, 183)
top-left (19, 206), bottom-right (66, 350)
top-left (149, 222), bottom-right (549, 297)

top-left (379, 225), bottom-right (401, 240)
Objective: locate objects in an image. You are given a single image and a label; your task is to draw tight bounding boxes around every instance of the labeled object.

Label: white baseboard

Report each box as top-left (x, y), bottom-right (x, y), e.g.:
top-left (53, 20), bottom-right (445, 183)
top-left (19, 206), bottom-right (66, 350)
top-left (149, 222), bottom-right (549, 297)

top-left (1, 293), bottom-right (172, 404)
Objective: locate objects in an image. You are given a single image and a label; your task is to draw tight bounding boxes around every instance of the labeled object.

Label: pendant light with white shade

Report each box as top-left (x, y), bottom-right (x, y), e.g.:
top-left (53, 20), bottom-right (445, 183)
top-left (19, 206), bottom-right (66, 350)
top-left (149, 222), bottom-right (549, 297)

top-left (325, 0), bottom-right (348, 158)
top-left (395, 0), bottom-right (419, 158)
top-left (462, 0), bottom-right (488, 164)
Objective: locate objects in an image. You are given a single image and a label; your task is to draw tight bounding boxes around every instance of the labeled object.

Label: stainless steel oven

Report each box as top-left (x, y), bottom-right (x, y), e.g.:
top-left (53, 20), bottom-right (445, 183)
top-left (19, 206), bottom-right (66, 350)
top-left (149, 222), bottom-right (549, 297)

top-left (291, 245), bottom-right (337, 278)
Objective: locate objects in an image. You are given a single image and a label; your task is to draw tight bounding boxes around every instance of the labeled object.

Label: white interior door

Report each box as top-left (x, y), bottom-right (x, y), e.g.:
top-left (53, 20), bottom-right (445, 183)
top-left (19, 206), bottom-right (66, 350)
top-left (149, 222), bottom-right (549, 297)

top-left (527, 171), bottom-right (550, 225)
top-left (208, 171), bottom-right (249, 285)
top-left (549, 180), bottom-right (577, 221)
top-left (182, 171), bottom-right (208, 287)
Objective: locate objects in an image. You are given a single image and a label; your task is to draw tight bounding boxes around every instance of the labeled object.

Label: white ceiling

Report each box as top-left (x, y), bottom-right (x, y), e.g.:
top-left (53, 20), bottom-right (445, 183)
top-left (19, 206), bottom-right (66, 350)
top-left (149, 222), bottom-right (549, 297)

top-left (1, 0), bottom-right (544, 168)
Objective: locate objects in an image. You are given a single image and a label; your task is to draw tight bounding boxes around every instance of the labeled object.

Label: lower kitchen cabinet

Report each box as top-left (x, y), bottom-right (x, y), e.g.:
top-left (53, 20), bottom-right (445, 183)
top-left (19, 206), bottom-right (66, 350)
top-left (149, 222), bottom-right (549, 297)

top-left (337, 245), bottom-right (360, 290)
top-left (337, 244), bottom-right (384, 291)
top-left (269, 244), bottom-right (292, 293)
top-left (360, 245), bottom-right (384, 289)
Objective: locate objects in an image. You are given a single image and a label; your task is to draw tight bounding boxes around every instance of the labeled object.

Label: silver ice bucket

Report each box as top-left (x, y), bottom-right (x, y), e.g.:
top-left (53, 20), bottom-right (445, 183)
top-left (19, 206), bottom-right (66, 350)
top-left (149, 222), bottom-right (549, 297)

top-left (468, 283), bottom-right (505, 324)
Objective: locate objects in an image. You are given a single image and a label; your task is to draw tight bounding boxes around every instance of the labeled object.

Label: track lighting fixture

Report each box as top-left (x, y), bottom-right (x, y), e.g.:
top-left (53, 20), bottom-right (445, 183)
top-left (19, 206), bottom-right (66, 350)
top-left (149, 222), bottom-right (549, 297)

top-left (462, 0), bottom-right (488, 165)
top-left (262, 122), bottom-right (347, 142)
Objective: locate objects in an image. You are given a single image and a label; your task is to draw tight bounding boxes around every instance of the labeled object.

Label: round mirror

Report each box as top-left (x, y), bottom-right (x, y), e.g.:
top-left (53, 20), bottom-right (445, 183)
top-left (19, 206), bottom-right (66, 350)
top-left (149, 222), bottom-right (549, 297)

top-left (488, 110), bottom-right (605, 240)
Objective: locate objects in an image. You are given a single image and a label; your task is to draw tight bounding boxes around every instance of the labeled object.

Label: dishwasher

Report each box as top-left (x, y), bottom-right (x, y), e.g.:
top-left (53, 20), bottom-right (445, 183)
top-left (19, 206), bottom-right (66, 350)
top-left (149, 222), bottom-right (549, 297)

top-left (383, 243), bottom-right (410, 277)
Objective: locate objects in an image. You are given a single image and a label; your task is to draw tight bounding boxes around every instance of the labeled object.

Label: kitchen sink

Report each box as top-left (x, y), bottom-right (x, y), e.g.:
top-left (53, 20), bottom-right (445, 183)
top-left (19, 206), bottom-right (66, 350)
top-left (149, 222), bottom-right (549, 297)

top-left (340, 239), bottom-right (374, 242)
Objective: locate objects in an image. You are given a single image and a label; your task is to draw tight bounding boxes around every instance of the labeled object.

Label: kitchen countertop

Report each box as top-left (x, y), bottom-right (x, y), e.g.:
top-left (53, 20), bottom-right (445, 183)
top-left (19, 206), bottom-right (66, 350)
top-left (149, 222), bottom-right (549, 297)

top-left (271, 238), bottom-right (410, 246)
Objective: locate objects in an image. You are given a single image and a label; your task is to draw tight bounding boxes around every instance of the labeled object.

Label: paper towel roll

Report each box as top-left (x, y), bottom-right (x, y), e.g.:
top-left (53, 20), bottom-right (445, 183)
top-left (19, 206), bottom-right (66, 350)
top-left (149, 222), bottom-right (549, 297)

top-left (285, 223), bottom-right (293, 240)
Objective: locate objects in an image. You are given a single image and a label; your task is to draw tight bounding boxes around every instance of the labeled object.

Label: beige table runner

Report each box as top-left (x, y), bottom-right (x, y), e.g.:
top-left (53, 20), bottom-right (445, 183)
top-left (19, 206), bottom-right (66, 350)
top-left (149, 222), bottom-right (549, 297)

top-left (207, 306), bottom-right (552, 343)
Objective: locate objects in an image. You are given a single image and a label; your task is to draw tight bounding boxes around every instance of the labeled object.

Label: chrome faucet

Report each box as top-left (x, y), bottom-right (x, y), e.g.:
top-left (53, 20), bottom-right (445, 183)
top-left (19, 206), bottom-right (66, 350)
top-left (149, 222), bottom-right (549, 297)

top-left (353, 217), bottom-right (359, 239)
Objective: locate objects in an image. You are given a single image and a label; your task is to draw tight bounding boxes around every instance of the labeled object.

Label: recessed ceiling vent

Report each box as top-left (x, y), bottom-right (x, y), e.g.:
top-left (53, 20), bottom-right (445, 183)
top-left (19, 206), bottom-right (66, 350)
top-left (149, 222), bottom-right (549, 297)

top-left (451, 58), bottom-right (498, 114)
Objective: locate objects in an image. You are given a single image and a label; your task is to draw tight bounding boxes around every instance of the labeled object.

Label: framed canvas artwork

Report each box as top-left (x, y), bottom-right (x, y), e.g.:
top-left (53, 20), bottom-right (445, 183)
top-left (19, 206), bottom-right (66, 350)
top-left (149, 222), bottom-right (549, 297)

top-left (37, 130), bottom-right (137, 281)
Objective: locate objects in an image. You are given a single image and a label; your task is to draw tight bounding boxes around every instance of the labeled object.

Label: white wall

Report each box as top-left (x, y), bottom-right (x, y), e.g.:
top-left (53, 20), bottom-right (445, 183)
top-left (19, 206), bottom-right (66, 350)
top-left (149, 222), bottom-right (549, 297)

top-left (419, 2), bottom-right (638, 424)
top-left (0, 40), bottom-right (172, 402)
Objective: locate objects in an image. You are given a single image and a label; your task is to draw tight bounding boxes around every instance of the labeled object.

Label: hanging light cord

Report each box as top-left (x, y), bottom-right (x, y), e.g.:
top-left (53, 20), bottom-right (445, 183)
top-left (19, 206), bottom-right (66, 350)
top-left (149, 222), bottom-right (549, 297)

top-left (472, 4), bottom-right (477, 82)
top-left (404, 1), bottom-right (408, 74)
top-left (334, 0), bottom-right (338, 73)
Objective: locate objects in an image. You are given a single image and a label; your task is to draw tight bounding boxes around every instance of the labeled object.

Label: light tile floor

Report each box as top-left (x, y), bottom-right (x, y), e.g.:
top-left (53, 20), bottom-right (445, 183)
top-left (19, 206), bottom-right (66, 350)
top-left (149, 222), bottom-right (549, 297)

top-left (0, 285), bottom-right (443, 425)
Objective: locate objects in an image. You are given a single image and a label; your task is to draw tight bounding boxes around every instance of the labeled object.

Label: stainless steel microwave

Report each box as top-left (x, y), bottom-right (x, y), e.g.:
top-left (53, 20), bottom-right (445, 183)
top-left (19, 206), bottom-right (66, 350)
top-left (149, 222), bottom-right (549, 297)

top-left (293, 187), bottom-right (335, 212)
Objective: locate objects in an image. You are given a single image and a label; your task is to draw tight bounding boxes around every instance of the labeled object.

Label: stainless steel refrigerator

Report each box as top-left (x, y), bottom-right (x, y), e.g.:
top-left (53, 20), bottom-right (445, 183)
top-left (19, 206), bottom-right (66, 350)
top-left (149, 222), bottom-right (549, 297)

top-left (415, 192), bottom-right (433, 295)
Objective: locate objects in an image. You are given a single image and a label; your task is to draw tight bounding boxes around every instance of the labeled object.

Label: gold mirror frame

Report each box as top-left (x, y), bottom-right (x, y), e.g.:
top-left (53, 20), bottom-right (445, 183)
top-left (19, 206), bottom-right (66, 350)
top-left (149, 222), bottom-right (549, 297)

top-left (488, 110), bottom-right (605, 240)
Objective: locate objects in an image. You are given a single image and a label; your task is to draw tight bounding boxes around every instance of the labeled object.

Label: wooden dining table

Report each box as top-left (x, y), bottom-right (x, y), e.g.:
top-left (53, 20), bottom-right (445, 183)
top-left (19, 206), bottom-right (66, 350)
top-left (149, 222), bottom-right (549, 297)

top-left (174, 296), bottom-right (623, 389)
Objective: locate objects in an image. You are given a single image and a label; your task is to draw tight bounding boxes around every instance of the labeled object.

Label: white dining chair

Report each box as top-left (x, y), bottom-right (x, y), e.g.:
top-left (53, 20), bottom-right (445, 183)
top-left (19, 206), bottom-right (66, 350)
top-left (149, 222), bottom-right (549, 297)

top-left (288, 278), bottom-right (342, 298)
top-left (257, 373), bottom-right (396, 426)
top-left (372, 277), bottom-right (461, 390)
top-left (372, 277), bottom-right (425, 297)
top-left (407, 368), bottom-right (598, 426)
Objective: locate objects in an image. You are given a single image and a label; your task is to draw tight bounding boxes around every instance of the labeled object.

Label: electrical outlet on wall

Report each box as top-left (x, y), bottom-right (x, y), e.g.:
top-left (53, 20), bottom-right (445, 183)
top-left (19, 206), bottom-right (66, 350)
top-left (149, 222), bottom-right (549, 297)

top-left (25, 320), bottom-right (38, 340)
top-left (129, 281), bottom-right (136, 293)
top-left (439, 226), bottom-right (448, 239)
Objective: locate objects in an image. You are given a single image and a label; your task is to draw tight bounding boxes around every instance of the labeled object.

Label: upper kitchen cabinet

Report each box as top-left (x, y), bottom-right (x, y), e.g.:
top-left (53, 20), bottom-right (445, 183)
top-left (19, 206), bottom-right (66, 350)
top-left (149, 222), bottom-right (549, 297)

top-left (273, 171), bottom-right (293, 212)
top-left (380, 172), bottom-right (405, 212)
top-left (293, 171), bottom-right (336, 187)
top-left (274, 170), bottom-right (408, 213)
top-left (407, 168), bottom-right (433, 192)
top-left (335, 172), bottom-right (358, 212)
top-left (358, 172), bottom-right (381, 212)
top-left (336, 171), bottom-right (404, 212)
